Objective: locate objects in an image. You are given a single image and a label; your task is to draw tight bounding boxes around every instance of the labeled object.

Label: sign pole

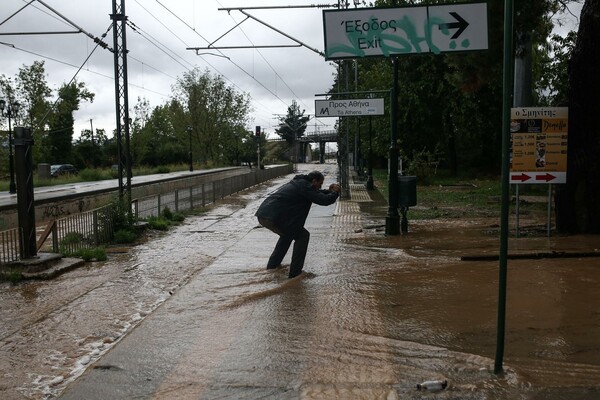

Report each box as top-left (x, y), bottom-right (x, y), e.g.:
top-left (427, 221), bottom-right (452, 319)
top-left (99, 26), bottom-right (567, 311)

top-left (495, 0), bottom-right (514, 375)
top-left (547, 184), bottom-right (552, 237)
top-left (386, 58), bottom-right (400, 235)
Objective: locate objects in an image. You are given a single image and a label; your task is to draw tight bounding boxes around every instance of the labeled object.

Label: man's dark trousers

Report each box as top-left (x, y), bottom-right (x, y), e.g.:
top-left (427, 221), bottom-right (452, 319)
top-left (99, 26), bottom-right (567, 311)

top-left (258, 217), bottom-right (310, 278)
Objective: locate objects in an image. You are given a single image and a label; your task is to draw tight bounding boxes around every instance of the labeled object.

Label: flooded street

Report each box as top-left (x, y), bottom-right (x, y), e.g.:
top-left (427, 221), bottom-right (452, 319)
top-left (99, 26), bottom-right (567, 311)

top-left (1, 163), bottom-right (600, 399)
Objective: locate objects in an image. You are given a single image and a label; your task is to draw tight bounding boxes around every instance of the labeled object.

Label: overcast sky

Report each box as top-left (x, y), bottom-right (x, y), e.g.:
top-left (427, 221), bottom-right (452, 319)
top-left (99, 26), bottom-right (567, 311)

top-left (1, 0), bottom-right (341, 138)
top-left (0, 0), bottom-right (582, 140)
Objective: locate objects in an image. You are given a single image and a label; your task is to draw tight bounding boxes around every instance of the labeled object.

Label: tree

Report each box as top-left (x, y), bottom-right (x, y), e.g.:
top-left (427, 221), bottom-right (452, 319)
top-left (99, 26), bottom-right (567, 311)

top-left (1, 61), bottom-right (53, 163)
top-left (330, 0), bottom-right (579, 177)
top-left (16, 61), bottom-right (53, 133)
top-left (132, 101), bottom-right (186, 166)
top-left (173, 68), bottom-right (251, 166)
top-left (47, 81), bottom-right (94, 164)
top-left (555, 0), bottom-right (600, 233)
top-left (536, 31), bottom-right (577, 106)
top-left (275, 100), bottom-right (310, 162)
top-left (74, 128), bottom-right (108, 168)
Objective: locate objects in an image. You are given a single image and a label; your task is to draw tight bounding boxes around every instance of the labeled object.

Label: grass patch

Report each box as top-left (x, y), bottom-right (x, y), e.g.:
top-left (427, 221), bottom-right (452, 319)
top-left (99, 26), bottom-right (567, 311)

top-left (71, 247), bottom-right (108, 262)
top-left (0, 268), bottom-right (24, 284)
top-left (372, 169), bottom-right (547, 220)
top-left (0, 163), bottom-right (206, 192)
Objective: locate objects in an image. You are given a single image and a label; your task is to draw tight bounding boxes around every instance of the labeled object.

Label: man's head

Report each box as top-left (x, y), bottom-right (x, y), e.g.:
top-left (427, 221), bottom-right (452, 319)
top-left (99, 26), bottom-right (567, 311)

top-left (307, 171), bottom-right (325, 189)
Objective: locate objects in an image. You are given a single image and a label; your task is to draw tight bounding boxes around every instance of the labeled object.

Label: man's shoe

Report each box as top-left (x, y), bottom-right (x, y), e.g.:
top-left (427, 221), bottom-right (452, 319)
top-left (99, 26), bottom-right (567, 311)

top-left (288, 270), bottom-right (303, 279)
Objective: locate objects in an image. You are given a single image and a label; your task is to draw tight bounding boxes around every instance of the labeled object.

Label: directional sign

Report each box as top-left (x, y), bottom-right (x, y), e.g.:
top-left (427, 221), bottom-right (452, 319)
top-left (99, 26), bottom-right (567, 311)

top-left (323, 2), bottom-right (488, 60)
top-left (315, 98), bottom-right (385, 117)
top-left (510, 107), bottom-right (568, 184)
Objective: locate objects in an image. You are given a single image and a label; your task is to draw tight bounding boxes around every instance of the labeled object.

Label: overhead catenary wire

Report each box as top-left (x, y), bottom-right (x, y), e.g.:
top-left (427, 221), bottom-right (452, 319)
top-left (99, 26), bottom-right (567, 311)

top-left (124, 1), bottom-right (278, 129)
top-left (127, 19), bottom-right (194, 72)
top-left (211, 1), bottom-right (331, 128)
top-left (0, 39), bottom-right (175, 98)
top-left (33, 0), bottom-right (111, 50)
top-left (0, 0), bottom-right (35, 27)
top-left (215, 0), bottom-right (311, 112)
top-left (3, 1), bottom-right (322, 132)
top-left (33, 24), bottom-right (114, 131)
top-left (153, 0), bottom-right (294, 111)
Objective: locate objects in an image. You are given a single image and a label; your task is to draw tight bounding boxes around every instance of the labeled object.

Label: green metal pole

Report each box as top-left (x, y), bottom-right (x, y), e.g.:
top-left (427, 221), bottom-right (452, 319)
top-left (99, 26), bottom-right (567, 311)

top-left (495, 0), bottom-right (515, 374)
top-left (386, 57), bottom-right (400, 235)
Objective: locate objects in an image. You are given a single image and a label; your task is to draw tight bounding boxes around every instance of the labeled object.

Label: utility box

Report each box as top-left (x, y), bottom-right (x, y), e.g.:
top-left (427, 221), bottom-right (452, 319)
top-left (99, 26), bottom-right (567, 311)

top-left (398, 176), bottom-right (417, 207)
top-left (38, 163), bottom-right (51, 180)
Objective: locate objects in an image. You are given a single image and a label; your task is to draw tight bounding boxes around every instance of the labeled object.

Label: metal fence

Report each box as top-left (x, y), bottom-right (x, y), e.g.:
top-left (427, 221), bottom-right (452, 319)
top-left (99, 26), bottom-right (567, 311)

top-left (50, 206), bottom-right (117, 255)
top-left (1, 165), bottom-right (291, 264)
top-left (1, 228), bottom-right (21, 264)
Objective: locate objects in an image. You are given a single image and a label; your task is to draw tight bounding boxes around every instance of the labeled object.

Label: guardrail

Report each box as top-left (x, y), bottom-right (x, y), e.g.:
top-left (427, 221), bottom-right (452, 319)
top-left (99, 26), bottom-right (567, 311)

top-left (1, 165), bottom-right (292, 264)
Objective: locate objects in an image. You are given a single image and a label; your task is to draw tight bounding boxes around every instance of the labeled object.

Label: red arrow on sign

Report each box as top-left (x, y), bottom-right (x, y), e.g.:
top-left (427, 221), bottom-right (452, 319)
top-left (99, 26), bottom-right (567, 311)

top-left (511, 173), bottom-right (531, 182)
top-left (535, 173), bottom-right (556, 182)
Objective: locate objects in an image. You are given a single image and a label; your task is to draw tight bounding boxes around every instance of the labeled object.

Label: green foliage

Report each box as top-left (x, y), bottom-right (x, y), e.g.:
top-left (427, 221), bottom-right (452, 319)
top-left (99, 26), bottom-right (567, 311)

top-left (61, 232), bottom-right (85, 246)
top-left (113, 229), bottom-right (138, 244)
top-left (334, 0), bottom-right (576, 176)
top-left (171, 212), bottom-right (185, 222)
top-left (536, 31), bottom-right (577, 105)
top-left (405, 146), bottom-right (444, 185)
top-left (73, 128), bottom-right (109, 169)
top-left (59, 232), bottom-right (85, 256)
top-left (0, 269), bottom-right (24, 284)
top-left (170, 68), bottom-right (251, 166)
top-left (47, 81), bottom-right (94, 164)
top-left (275, 100), bottom-right (310, 144)
top-left (161, 206), bottom-right (185, 222)
top-left (78, 168), bottom-right (112, 182)
top-left (105, 196), bottom-right (134, 232)
top-left (72, 247), bottom-right (108, 262)
top-left (146, 216), bottom-right (170, 231)
top-left (161, 207), bottom-right (173, 220)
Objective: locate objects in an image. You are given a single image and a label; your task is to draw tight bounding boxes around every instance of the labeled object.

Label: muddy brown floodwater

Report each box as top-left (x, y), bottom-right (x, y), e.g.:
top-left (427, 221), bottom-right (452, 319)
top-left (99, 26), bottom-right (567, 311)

top-left (1, 163), bottom-right (600, 399)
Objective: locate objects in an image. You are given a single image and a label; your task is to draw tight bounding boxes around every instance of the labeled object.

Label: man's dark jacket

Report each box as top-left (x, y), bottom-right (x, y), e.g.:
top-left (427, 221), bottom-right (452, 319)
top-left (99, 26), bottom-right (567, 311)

top-left (255, 174), bottom-right (339, 232)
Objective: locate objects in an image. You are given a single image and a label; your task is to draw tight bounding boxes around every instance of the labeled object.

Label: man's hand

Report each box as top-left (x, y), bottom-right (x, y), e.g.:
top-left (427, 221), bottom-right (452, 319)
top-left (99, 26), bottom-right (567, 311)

top-left (329, 183), bottom-right (341, 193)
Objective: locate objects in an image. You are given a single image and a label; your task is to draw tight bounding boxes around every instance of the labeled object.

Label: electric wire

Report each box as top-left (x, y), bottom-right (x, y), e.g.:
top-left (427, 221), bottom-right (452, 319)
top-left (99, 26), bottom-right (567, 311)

top-left (33, 0), bottom-right (111, 50)
top-left (153, 0), bottom-right (290, 106)
top-left (144, 0), bottom-right (281, 127)
top-left (134, 0), bottom-right (191, 50)
top-left (215, 0), bottom-right (311, 112)
top-left (127, 19), bottom-right (194, 72)
top-left (1, 1), bottom-right (35, 27)
top-left (34, 24), bottom-right (113, 131)
top-left (3, 1), bottom-right (316, 131)
top-left (130, 0), bottom-right (297, 129)
top-left (0, 38), bottom-right (171, 129)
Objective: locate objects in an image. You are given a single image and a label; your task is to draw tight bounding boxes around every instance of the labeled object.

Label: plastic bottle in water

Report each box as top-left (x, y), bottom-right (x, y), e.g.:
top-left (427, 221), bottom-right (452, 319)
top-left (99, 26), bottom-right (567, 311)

top-left (416, 379), bottom-right (448, 392)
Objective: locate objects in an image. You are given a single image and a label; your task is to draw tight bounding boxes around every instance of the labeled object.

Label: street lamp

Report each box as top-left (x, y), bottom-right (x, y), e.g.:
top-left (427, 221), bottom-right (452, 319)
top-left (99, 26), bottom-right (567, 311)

top-left (0, 99), bottom-right (20, 194)
top-left (187, 125), bottom-right (193, 172)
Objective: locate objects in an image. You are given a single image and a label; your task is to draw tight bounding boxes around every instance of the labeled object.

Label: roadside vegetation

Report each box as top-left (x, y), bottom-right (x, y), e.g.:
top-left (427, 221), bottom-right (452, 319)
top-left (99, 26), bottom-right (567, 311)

top-left (0, 163), bottom-right (199, 192)
top-left (371, 169), bottom-right (549, 221)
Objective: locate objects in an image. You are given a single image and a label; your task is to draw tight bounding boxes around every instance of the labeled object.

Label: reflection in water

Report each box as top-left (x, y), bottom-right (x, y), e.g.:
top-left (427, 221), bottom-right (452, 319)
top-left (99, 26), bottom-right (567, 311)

top-left (2, 165), bottom-right (600, 399)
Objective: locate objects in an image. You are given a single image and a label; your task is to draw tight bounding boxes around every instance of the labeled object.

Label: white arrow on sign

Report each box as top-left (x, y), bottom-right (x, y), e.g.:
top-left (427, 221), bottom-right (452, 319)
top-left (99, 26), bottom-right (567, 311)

top-left (323, 2), bottom-right (488, 60)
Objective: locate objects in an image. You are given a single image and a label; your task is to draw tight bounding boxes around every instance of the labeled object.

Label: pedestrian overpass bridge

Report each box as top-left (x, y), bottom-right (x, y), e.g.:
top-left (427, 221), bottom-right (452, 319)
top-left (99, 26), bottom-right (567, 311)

top-left (269, 130), bottom-right (338, 163)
